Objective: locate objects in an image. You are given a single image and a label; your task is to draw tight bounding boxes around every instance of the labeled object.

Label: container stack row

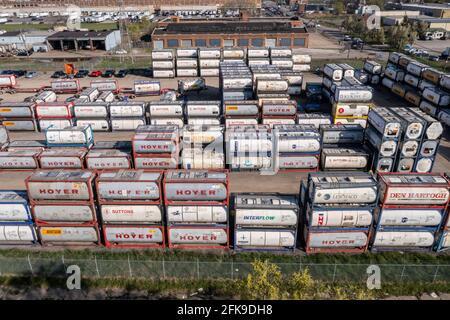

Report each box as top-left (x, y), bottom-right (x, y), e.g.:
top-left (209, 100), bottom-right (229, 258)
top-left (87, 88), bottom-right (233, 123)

top-left (152, 49), bottom-right (176, 78)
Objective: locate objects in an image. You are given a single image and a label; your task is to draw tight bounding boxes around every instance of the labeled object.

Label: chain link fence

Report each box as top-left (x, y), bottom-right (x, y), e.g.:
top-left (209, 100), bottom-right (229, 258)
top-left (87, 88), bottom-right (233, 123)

top-left (0, 256), bottom-right (449, 282)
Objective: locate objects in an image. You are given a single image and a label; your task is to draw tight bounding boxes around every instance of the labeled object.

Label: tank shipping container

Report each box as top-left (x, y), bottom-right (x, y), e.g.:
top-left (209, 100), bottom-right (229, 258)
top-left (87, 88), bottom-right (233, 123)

top-left (307, 172), bottom-right (377, 205)
top-left (262, 101), bottom-right (296, 116)
top-left (365, 126), bottom-right (398, 157)
top-left (75, 119), bottom-right (110, 132)
top-left (149, 118), bottom-right (183, 128)
top-left (406, 61), bottom-right (428, 77)
top-left (79, 87), bottom-right (100, 102)
top-left (199, 48), bottom-right (221, 59)
top-left (422, 87), bottom-right (450, 107)
top-left (134, 80), bottom-right (160, 96)
top-left (368, 107), bottom-right (402, 139)
top-left (73, 102), bottom-right (109, 118)
top-left (152, 60), bottom-right (174, 69)
top-left (96, 91), bottom-right (115, 103)
top-left (306, 205), bottom-right (372, 228)
top-left (320, 124), bottom-right (364, 145)
top-left (391, 107), bottom-right (425, 140)
top-left (0, 102), bottom-right (36, 119)
top-left (305, 229), bottom-right (370, 253)
top-left (164, 170), bottom-right (228, 203)
top-left (132, 132), bottom-right (179, 154)
top-left (222, 48), bottom-right (245, 59)
top-left (90, 79), bottom-right (119, 92)
top-left (404, 91), bottom-right (421, 107)
top-left (248, 48), bottom-right (269, 58)
top-left (337, 63), bottom-right (355, 78)
top-left (85, 150), bottom-right (131, 170)
top-left (38, 149), bottom-right (86, 169)
top-left (323, 64), bottom-right (343, 81)
top-left (331, 103), bottom-right (371, 117)
top-left (45, 125), bottom-right (93, 148)
top-left (334, 86), bottom-right (373, 103)
top-left (101, 204), bottom-right (162, 224)
top-left (111, 118), bottom-right (146, 131)
top-left (186, 101), bottom-right (221, 117)
top-left (384, 66), bottom-right (405, 82)
top-left (378, 173), bottom-right (449, 206)
top-left (224, 101), bottom-right (259, 117)
top-left (388, 52), bottom-right (404, 65)
top-left (166, 205), bottom-right (227, 224)
top-left (396, 157), bottom-right (415, 173)
top-left (96, 170), bottom-right (161, 203)
top-left (32, 203), bottom-right (96, 224)
top-left (440, 74), bottom-right (450, 91)
top-left (256, 79), bottom-right (289, 93)
top-left (372, 230), bottom-right (435, 251)
top-left (176, 48), bottom-right (198, 58)
top-left (109, 102), bottom-right (146, 118)
top-left (200, 69), bottom-right (219, 77)
top-left (152, 49), bottom-right (174, 60)
top-left (153, 70), bottom-right (175, 78)
top-left (0, 75), bottom-right (17, 88)
top-left (291, 53), bottom-right (311, 64)
top-left (26, 170), bottom-right (96, 202)
top-left (363, 60), bottom-right (382, 75)
top-left (0, 191), bottom-right (31, 222)
top-left (410, 108), bottom-right (443, 140)
top-left (422, 68), bottom-right (442, 85)
top-left (5, 140), bottom-right (45, 151)
top-left (92, 140), bottom-right (131, 152)
top-left (414, 156), bottom-right (435, 173)
top-left (51, 79), bottom-right (80, 93)
top-left (0, 223), bottom-right (37, 245)
top-left (134, 154), bottom-right (178, 169)
top-left (34, 91), bottom-right (57, 104)
top-left (38, 225), bottom-right (100, 245)
top-left (297, 113), bottom-right (331, 128)
top-left (235, 229), bottom-right (296, 251)
top-left (376, 208), bottom-right (444, 229)
top-left (103, 225), bottom-right (164, 248)
top-left (404, 74), bottom-right (419, 87)
top-left (1, 118), bottom-right (37, 131)
top-left (0, 150), bottom-right (39, 169)
top-left (167, 226), bottom-right (228, 249)
top-left (35, 102), bottom-right (74, 119)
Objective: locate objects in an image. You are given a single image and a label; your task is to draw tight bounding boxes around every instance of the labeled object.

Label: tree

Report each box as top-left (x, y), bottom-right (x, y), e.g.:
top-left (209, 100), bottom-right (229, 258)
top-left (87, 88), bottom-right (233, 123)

top-left (241, 260), bottom-right (283, 300)
top-left (334, 0), bottom-right (345, 15)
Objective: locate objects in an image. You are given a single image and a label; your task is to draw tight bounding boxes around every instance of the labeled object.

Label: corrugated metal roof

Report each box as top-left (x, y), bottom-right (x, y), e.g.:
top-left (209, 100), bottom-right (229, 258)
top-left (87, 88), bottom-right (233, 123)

top-left (47, 30), bottom-right (116, 40)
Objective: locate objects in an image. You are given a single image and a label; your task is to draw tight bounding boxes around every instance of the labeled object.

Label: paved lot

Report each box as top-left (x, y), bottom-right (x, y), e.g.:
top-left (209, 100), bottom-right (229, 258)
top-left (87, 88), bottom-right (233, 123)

top-left (0, 73), bottom-right (449, 194)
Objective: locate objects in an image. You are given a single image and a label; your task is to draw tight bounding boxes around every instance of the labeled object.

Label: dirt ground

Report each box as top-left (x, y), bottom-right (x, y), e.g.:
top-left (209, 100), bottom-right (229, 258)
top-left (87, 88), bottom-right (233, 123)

top-left (0, 72), bottom-right (449, 194)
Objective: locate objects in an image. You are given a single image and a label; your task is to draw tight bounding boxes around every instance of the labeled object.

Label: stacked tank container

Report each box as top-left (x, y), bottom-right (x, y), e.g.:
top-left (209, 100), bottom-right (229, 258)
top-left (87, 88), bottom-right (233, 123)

top-left (132, 125), bottom-right (180, 170)
top-left (96, 170), bottom-right (165, 248)
top-left (186, 100), bottom-right (221, 126)
top-left (90, 79), bottom-right (119, 94)
top-left (269, 47), bottom-right (293, 70)
top-left (35, 101), bottom-right (75, 131)
top-left (223, 100), bottom-right (259, 127)
top-left (234, 193), bottom-right (299, 251)
top-left (45, 125), bottom-right (94, 149)
top-left (149, 101), bottom-right (184, 128)
top-left (220, 61), bottom-right (253, 101)
top-left (300, 172), bottom-right (377, 253)
top-left (226, 125), bottom-right (273, 172)
top-left (279, 70), bottom-right (303, 96)
top-left (273, 124), bottom-right (321, 172)
top-left (26, 170), bottom-right (100, 246)
top-left (74, 102), bottom-right (111, 132)
top-left (0, 190), bottom-right (37, 245)
top-left (436, 173), bottom-right (450, 252)
top-left (164, 170), bottom-right (230, 249)
top-left (261, 100), bottom-right (296, 127)
top-left (372, 173), bottom-right (449, 252)
top-left (85, 149), bottom-right (132, 171)
top-left (152, 49), bottom-right (175, 78)
top-left (0, 102), bottom-right (37, 131)
top-left (199, 48), bottom-right (221, 77)
top-left (0, 149), bottom-right (41, 170)
top-left (291, 50), bottom-right (311, 72)
top-left (362, 60), bottom-right (382, 85)
top-left (319, 123), bottom-right (369, 171)
top-left (247, 47), bottom-right (271, 68)
top-left (38, 148), bottom-right (87, 169)
top-left (366, 107), bottom-right (402, 173)
top-left (182, 125), bottom-right (225, 169)
top-left (222, 47), bottom-right (246, 63)
top-left (109, 101), bottom-right (146, 131)
top-left (297, 113), bottom-right (332, 128)
top-left (176, 48), bottom-right (198, 77)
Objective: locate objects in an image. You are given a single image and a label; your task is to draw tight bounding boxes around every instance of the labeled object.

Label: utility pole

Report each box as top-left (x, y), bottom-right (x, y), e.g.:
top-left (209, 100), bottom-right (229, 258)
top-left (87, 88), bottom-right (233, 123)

top-left (117, 0), bottom-right (135, 65)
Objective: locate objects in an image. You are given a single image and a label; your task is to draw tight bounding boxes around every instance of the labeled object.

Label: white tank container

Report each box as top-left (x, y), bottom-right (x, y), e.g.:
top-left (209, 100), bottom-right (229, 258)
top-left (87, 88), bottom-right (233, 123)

top-left (262, 101), bottom-right (296, 116)
top-left (248, 59), bottom-right (271, 66)
top-left (291, 54), bottom-right (311, 64)
top-left (363, 60), bottom-right (382, 74)
top-left (200, 69), bottom-right (219, 77)
top-left (153, 70), bottom-right (175, 78)
top-left (96, 91), bottom-right (115, 103)
top-left (379, 209), bottom-right (442, 227)
top-left (90, 79), bottom-right (118, 92)
top-left (406, 61), bottom-right (428, 77)
top-left (270, 47), bottom-right (292, 57)
top-left (438, 109), bottom-right (450, 126)
top-left (134, 80), bottom-right (160, 95)
top-left (0, 74), bottom-right (17, 87)
top-left (134, 156), bottom-right (178, 169)
top-left (86, 150), bottom-right (131, 169)
top-left (187, 101), bottom-right (221, 117)
top-left (33, 204), bottom-right (95, 223)
top-left (292, 64), bottom-right (311, 72)
top-left (187, 118), bottom-right (221, 126)
top-left (405, 91), bottom-right (421, 107)
top-left (176, 69), bottom-right (198, 77)
top-left (45, 125), bottom-right (93, 145)
top-left (39, 149), bottom-right (85, 169)
top-left (150, 118), bottom-right (184, 128)
top-left (74, 103), bottom-right (109, 118)
top-left (278, 154), bottom-right (319, 169)
top-left (388, 52), bottom-right (403, 64)
top-left (248, 48), bottom-right (269, 58)
top-left (199, 48), bottom-right (221, 59)
top-left (152, 49), bottom-right (174, 60)
top-left (236, 230), bottom-right (296, 247)
top-left (169, 227), bottom-right (228, 244)
top-left (439, 74), bottom-right (450, 91)
top-left (225, 118), bottom-right (258, 127)
top-left (167, 205), bottom-right (227, 223)
top-left (104, 226), bottom-right (163, 244)
top-left (373, 231), bottom-right (434, 247)
top-left (111, 118), bottom-right (146, 131)
top-left (35, 91), bottom-right (57, 104)
top-left (404, 74), bottom-right (419, 87)
top-left (414, 157), bottom-right (434, 173)
top-left (101, 205), bottom-right (162, 223)
top-left (422, 87), bottom-right (450, 106)
top-left (308, 232), bottom-right (368, 248)
top-left (271, 59), bottom-right (294, 69)
top-left (381, 77), bottom-right (394, 89)
top-left (332, 103), bottom-right (370, 117)
top-left (0, 224), bottom-right (36, 244)
top-left (36, 103), bottom-right (73, 118)
top-left (110, 102), bottom-right (145, 117)
top-left (418, 80), bottom-right (434, 91)
top-left (39, 226), bottom-right (98, 243)
top-left (152, 60), bottom-right (174, 69)
top-left (384, 66), bottom-right (405, 82)
top-left (222, 48), bottom-right (245, 59)
top-left (0, 191), bottom-right (29, 221)
top-left (400, 140), bottom-right (419, 157)
top-left (199, 59), bottom-right (220, 68)
top-left (256, 79), bottom-right (289, 93)
top-left (224, 101), bottom-right (258, 116)
top-left (222, 77), bottom-right (252, 90)
top-left (0, 150), bottom-right (39, 169)
top-left (176, 48), bottom-right (198, 58)
top-left (97, 170), bottom-right (161, 201)
top-left (132, 133), bottom-right (178, 154)
top-left (365, 126), bottom-right (398, 157)
top-left (309, 209), bottom-right (372, 227)
top-left (420, 100), bottom-right (438, 116)
top-left (323, 64), bottom-right (343, 81)
top-left (176, 59), bottom-right (198, 68)
top-left (79, 87), bottom-right (100, 102)
top-left (76, 119), bottom-right (110, 132)
top-left (0, 102), bottom-right (35, 118)
top-left (333, 118), bottom-right (367, 127)
top-left (368, 107), bottom-right (402, 138)
top-left (51, 79), bottom-right (80, 92)
top-left (410, 108), bottom-right (443, 140)
top-left (334, 86), bottom-right (373, 103)
top-left (235, 209), bottom-right (297, 226)
top-left (1, 119), bottom-right (36, 131)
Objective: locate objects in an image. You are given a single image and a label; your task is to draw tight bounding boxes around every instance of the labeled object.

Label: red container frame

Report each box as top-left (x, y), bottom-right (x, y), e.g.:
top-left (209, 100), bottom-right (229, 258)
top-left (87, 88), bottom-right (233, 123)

top-left (277, 153), bottom-right (320, 173)
top-left (167, 225), bottom-right (229, 250)
top-left (50, 79), bottom-right (81, 94)
top-left (377, 172), bottom-right (450, 208)
top-left (103, 224), bottom-right (165, 248)
top-left (38, 149), bottom-right (86, 169)
top-left (31, 201), bottom-right (97, 226)
top-left (90, 79), bottom-right (120, 94)
top-left (26, 169), bottom-right (97, 204)
top-left (85, 151), bottom-right (132, 171)
top-left (304, 228), bottom-right (371, 254)
top-left (132, 132), bottom-right (180, 159)
top-left (163, 169), bottom-right (230, 206)
top-left (96, 169), bottom-right (163, 205)
top-left (133, 153), bottom-right (180, 169)
top-left (37, 223), bottom-right (101, 246)
top-left (0, 150), bottom-right (41, 171)
top-left (35, 102), bottom-right (75, 119)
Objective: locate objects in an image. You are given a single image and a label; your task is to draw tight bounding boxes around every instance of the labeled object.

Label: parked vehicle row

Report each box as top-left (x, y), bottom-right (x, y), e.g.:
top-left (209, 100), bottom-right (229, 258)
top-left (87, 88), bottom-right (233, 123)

top-left (50, 69), bottom-right (133, 79)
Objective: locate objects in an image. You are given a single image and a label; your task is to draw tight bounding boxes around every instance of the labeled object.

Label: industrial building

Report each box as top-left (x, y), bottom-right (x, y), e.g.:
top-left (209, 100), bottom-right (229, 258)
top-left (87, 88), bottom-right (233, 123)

top-left (151, 19), bottom-right (309, 49)
top-left (0, 30), bottom-right (57, 51)
top-left (46, 30), bottom-right (121, 51)
top-left (400, 3), bottom-right (450, 19)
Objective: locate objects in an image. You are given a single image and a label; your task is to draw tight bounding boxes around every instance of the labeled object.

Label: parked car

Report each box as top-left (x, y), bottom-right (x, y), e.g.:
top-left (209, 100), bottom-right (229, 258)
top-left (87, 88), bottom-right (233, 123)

top-left (89, 70), bottom-right (102, 77)
top-left (103, 69), bottom-right (115, 77)
top-left (115, 69), bottom-right (128, 78)
top-left (25, 71), bottom-right (37, 78)
top-left (343, 35), bottom-right (352, 41)
top-left (12, 70), bottom-right (26, 77)
top-left (51, 70), bottom-right (66, 78)
top-left (75, 69), bottom-right (89, 78)
top-left (429, 55), bottom-right (440, 61)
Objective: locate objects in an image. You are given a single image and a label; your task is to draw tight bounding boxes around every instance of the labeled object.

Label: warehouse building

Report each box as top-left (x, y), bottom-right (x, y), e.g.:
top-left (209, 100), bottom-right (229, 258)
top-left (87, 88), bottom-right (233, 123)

top-left (46, 30), bottom-right (121, 51)
top-left (409, 16), bottom-right (450, 32)
top-left (400, 3), bottom-right (450, 19)
top-left (0, 30), bottom-right (57, 51)
top-left (151, 19), bottom-right (309, 49)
